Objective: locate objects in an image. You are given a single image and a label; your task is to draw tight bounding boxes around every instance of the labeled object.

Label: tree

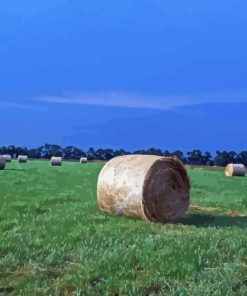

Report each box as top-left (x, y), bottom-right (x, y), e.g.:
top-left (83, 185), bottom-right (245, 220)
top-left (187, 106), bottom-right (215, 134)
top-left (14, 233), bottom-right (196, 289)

top-left (96, 149), bottom-right (114, 160)
top-left (6, 145), bottom-right (17, 157)
top-left (214, 151), bottom-right (230, 167)
top-left (187, 150), bottom-right (203, 165)
top-left (146, 148), bottom-right (163, 156)
top-left (72, 147), bottom-right (85, 159)
top-left (95, 148), bottom-right (105, 160)
top-left (43, 144), bottom-right (53, 159)
top-left (239, 151), bottom-right (247, 166)
top-left (87, 147), bottom-right (96, 160)
top-left (0, 146), bottom-right (7, 155)
top-left (228, 151), bottom-right (238, 163)
top-left (63, 146), bottom-right (84, 159)
top-left (133, 149), bottom-right (146, 155)
top-left (42, 144), bottom-right (62, 158)
top-left (202, 151), bottom-right (212, 166)
top-left (113, 149), bottom-right (128, 157)
top-left (15, 146), bottom-right (28, 158)
top-left (28, 148), bottom-right (42, 158)
top-left (163, 150), bottom-right (171, 157)
top-left (52, 148), bottom-right (62, 157)
top-left (103, 149), bottom-right (114, 160)
top-left (172, 150), bottom-right (184, 161)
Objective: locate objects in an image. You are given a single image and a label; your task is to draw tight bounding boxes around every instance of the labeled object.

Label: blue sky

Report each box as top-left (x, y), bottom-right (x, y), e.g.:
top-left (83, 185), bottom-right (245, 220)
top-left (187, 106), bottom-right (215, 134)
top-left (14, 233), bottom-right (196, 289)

top-left (0, 0), bottom-right (247, 151)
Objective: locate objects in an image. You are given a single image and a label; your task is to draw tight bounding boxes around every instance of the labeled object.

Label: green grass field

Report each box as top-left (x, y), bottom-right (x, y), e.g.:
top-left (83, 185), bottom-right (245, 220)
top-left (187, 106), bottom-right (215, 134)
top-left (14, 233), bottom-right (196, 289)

top-left (0, 160), bottom-right (247, 295)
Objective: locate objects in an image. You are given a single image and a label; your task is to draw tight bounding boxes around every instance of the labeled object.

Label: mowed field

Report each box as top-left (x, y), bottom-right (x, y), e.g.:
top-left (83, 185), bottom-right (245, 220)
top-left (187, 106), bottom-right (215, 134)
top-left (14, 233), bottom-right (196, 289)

top-left (0, 161), bottom-right (247, 295)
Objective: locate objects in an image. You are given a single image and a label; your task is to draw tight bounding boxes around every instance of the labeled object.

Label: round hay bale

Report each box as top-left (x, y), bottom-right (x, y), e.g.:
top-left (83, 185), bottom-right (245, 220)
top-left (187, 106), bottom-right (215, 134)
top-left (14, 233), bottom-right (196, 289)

top-left (51, 156), bottom-right (62, 166)
top-left (0, 157), bottom-right (6, 170)
top-left (80, 157), bottom-right (88, 163)
top-left (225, 163), bottom-right (246, 177)
top-left (97, 155), bottom-right (190, 223)
top-left (0, 155), bottom-right (12, 162)
top-left (18, 155), bottom-right (28, 163)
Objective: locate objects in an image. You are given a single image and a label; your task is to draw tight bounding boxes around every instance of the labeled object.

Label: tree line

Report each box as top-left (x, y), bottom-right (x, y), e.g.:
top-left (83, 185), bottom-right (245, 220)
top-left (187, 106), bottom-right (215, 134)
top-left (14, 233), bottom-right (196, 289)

top-left (1, 144), bottom-right (247, 167)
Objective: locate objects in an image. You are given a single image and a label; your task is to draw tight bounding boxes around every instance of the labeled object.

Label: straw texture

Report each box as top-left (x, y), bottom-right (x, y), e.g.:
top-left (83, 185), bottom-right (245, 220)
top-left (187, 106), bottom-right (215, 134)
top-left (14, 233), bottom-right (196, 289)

top-left (225, 164), bottom-right (245, 177)
top-left (51, 157), bottom-right (62, 166)
top-left (97, 155), bottom-right (190, 223)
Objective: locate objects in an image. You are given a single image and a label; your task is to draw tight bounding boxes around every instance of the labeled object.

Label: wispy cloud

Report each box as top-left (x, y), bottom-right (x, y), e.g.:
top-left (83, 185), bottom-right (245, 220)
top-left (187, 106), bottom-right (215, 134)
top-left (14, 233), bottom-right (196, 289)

top-left (34, 92), bottom-right (168, 110)
top-left (0, 101), bottom-right (46, 110)
top-left (34, 91), bottom-right (247, 110)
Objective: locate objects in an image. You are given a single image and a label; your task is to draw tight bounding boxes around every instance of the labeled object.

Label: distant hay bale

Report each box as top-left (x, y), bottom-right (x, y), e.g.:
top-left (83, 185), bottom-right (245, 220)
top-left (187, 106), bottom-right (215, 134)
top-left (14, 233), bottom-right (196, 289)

top-left (0, 155), bottom-right (12, 162)
top-left (80, 157), bottom-right (88, 163)
top-left (97, 155), bottom-right (190, 223)
top-left (51, 157), bottom-right (62, 166)
top-left (225, 164), bottom-right (246, 177)
top-left (18, 155), bottom-right (28, 163)
top-left (0, 157), bottom-right (6, 170)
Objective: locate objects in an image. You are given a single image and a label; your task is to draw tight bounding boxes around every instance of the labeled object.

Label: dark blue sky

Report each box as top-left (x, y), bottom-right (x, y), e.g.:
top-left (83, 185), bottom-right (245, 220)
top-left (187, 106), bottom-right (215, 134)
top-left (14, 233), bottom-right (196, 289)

top-left (1, 1), bottom-right (247, 151)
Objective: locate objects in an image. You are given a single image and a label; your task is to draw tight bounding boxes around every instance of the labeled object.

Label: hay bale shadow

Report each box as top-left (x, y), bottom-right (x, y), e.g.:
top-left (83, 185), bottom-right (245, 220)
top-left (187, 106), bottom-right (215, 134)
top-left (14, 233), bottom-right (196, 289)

top-left (176, 213), bottom-right (247, 228)
top-left (0, 287), bottom-right (14, 294)
top-left (5, 169), bottom-right (25, 172)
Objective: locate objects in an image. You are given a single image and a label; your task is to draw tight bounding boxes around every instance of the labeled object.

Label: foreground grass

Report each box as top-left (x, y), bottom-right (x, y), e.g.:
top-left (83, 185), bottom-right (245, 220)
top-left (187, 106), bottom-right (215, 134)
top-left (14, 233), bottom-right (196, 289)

top-left (0, 161), bottom-right (247, 295)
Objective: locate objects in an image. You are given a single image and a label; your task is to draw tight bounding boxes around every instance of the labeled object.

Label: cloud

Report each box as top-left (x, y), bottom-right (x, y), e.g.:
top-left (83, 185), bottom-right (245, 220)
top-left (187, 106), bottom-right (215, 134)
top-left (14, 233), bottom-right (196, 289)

top-left (0, 101), bottom-right (46, 110)
top-left (34, 92), bottom-right (168, 110)
top-left (34, 90), bottom-right (247, 110)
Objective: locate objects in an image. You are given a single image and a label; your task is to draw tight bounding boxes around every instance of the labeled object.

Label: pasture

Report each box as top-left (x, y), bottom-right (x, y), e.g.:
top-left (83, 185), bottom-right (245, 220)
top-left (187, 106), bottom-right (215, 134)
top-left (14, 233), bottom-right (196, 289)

top-left (0, 160), bottom-right (247, 295)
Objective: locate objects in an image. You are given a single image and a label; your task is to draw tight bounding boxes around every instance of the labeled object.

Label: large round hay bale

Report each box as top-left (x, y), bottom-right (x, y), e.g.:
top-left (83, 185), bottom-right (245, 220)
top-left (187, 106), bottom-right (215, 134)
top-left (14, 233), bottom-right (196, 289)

top-left (0, 155), bottom-right (12, 162)
top-left (80, 157), bottom-right (88, 163)
top-left (51, 156), bottom-right (62, 166)
top-left (97, 155), bottom-right (190, 223)
top-left (18, 155), bottom-right (28, 163)
top-left (0, 157), bottom-right (6, 170)
top-left (225, 164), bottom-right (246, 177)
